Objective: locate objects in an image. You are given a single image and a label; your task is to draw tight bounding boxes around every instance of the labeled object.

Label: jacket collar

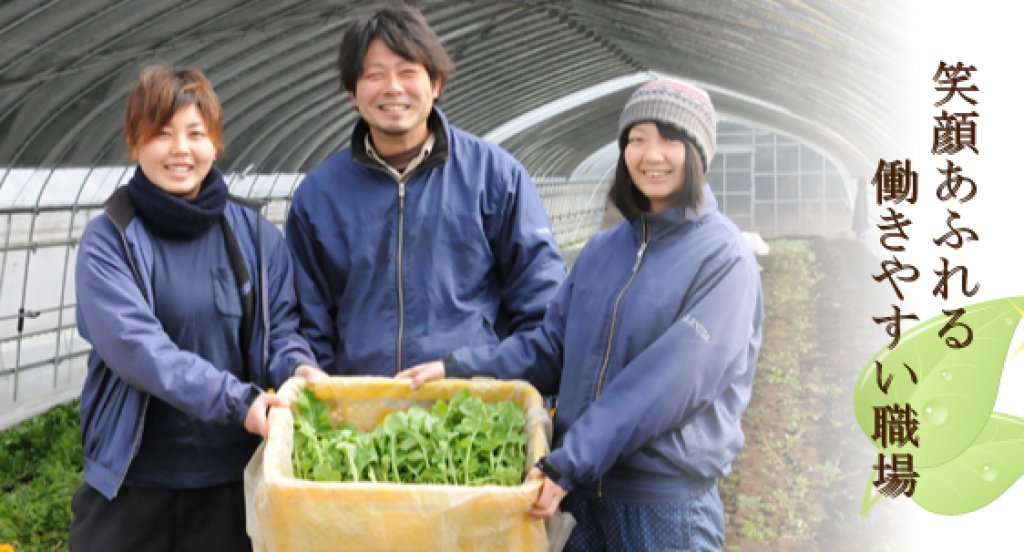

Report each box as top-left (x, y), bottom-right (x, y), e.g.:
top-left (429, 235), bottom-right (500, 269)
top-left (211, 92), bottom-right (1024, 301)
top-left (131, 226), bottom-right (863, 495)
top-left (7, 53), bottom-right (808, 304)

top-left (351, 107), bottom-right (450, 176)
top-left (630, 183), bottom-right (718, 239)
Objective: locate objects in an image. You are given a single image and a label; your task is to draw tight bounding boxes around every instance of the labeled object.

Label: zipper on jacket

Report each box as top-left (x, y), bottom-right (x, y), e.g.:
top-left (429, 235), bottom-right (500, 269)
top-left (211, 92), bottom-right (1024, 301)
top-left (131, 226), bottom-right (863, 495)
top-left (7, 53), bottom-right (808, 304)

top-left (396, 181), bottom-right (406, 374)
top-left (363, 134), bottom-right (438, 374)
top-left (593, 217), bottom-right (649, 496)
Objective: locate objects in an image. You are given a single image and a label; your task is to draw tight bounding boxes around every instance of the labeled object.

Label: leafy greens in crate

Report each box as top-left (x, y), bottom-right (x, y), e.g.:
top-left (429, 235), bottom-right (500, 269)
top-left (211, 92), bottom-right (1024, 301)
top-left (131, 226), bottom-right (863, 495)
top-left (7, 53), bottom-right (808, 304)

top-left (292, 388), bottom-right (528, 486)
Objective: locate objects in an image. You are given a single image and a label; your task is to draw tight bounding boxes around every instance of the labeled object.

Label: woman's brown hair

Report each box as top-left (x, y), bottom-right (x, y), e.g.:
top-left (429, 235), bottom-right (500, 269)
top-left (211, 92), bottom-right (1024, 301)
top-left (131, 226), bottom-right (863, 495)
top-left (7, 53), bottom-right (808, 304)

top-left (124, 64), bottom-right (223, 158)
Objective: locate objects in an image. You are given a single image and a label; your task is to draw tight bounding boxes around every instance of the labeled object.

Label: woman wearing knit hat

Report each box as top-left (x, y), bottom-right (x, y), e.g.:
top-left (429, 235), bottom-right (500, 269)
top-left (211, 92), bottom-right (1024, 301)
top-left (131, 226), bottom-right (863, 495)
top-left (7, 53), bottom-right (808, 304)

top-left (69, 64), bottom-right (326, 551)
top-left (399, 78), bottom-right (763, 550)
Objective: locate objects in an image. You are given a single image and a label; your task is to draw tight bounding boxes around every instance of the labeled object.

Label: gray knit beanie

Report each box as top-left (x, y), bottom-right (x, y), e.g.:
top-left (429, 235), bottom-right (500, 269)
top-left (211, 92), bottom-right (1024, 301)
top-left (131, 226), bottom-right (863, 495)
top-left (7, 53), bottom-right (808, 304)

top-left (618, 79), bottom-right (717, 171)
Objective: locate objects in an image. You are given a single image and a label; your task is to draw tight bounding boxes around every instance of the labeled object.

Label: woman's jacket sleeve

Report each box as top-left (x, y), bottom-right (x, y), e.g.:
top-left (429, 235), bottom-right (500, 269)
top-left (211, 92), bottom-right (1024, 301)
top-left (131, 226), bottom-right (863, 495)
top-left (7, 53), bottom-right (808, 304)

top-left (449, 269), bottom-right (575, 396)
top-left (284, 197), bottom-right (338, 370)
top-left (260, 217), bottom-right (316, 389)
top-left (75, 217), bottom-right (256, 427)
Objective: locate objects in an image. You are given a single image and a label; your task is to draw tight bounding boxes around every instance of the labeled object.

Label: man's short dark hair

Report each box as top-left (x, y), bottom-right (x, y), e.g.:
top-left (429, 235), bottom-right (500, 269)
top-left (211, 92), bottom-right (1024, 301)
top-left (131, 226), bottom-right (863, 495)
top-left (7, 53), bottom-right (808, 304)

top-left (608, 121), bottom-right (705, 220)
top-left (336, 2), bottom-right (454, 97)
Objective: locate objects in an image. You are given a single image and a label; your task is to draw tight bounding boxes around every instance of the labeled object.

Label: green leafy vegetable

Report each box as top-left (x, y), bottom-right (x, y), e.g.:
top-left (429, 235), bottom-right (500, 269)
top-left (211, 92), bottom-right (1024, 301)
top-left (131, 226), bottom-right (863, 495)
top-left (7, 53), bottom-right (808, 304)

top-left (291, 389), bottom-right (528, 486)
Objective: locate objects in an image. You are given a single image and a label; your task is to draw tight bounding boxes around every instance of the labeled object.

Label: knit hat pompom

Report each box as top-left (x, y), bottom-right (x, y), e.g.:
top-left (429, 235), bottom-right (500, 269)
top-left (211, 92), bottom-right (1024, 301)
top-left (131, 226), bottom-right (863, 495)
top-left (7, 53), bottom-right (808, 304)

top-left (618, 79), bottom-right (717, 171)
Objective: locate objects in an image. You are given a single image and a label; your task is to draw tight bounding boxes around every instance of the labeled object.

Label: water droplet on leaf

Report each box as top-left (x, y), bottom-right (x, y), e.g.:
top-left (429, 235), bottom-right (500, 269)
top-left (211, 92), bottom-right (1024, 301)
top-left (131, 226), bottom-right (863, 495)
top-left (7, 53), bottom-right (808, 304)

top-left (923, 401), bottom-right (949, 427)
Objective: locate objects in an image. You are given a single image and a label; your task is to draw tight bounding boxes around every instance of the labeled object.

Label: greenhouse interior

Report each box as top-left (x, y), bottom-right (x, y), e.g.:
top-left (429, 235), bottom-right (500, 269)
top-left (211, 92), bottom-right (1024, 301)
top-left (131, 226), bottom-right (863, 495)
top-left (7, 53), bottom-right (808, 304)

top-left (1, 1), bottom-right (912, 549)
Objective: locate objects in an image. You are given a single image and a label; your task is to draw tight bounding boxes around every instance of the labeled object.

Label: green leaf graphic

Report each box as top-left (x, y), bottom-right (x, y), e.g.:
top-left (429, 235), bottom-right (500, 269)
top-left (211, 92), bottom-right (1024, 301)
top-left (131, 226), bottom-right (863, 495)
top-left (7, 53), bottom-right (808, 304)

top-left (853, 296), bottom-right (1024, 467)
top-left (913, 412), bottom-right (1024, 515)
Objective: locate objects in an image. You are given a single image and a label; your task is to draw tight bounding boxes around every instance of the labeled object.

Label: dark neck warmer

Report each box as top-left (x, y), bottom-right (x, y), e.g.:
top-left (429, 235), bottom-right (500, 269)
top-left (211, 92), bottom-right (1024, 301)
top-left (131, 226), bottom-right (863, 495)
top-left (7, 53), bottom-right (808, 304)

top-left (127, 166), bottom-right (228, 240)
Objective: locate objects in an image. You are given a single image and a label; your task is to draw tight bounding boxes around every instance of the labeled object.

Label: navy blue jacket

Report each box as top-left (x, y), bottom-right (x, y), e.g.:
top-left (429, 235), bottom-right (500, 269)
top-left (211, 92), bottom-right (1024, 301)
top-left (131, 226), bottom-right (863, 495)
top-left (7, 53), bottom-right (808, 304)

top-left (75, 197), bottom-right (314, 499)
top-left (451, 189), bottom-right (763, 502)
top-left (286, 109), bottom-right (565, 375)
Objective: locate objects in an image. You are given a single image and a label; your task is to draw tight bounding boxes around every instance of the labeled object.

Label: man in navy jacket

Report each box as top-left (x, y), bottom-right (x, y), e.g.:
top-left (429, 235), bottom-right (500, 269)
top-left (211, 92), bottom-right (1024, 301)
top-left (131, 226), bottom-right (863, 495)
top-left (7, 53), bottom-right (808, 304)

top-left (286, 3), bottom-right (565, 375)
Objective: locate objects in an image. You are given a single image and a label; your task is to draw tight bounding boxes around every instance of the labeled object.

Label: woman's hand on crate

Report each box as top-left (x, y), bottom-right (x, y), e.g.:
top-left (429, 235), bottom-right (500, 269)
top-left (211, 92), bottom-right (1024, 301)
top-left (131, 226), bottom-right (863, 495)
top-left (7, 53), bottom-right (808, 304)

top-left (527, 468), bottom-right (568, 520)
top-left (395, 360), bottom-right (445, 390)
top-left (244, 391), bottom-right (289, 438)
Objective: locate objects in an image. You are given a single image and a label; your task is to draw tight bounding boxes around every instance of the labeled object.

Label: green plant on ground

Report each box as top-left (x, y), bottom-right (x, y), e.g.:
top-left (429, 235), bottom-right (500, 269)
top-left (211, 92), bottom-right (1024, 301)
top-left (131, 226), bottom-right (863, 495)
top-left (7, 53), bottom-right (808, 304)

top-left (722, 238), bottom-right (828, 549)
top-left (0, 401), bottom-right (82, 552)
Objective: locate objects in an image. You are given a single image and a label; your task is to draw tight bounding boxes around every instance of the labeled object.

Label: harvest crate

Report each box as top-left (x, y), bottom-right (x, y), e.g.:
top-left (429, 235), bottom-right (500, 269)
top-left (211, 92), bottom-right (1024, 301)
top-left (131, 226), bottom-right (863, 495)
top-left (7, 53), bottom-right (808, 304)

top-left (245, 377), bottom-right (551, 551)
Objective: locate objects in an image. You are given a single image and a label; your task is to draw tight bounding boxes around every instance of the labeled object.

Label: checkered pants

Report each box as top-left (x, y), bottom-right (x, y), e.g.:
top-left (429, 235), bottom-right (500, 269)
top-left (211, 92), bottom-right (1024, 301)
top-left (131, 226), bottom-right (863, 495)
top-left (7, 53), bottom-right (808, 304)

top-left (562, 485), bottom-right (724, 551)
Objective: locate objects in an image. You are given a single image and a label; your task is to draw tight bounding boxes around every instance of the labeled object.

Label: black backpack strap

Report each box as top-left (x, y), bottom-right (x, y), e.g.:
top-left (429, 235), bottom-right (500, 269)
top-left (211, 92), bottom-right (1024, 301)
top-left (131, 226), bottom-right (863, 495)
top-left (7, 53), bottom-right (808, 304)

top-left (220, 216), bottom-right (256, 383)
top-left (226, 194), bottom-right (268, 383)
top-left (104, 186), bottom-right (135, 233)
top-left (103, 187), bottom-right (145, 292)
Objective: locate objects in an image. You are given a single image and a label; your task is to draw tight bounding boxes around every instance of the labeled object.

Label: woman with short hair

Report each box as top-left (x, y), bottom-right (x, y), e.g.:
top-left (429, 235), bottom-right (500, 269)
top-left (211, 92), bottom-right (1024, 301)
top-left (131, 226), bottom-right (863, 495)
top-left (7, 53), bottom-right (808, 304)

top-left (70, 64), bottom-right (325, 551)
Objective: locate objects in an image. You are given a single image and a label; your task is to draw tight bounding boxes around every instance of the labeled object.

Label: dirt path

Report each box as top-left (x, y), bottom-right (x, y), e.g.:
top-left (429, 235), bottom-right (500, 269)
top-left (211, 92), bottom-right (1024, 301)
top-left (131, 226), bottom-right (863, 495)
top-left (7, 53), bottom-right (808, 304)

top-left (721, 238), bottom-right (914, 551)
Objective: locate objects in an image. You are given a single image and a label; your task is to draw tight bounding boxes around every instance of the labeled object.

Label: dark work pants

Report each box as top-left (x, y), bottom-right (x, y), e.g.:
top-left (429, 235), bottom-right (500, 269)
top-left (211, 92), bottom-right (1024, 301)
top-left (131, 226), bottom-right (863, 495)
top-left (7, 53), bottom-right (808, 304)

top-left (69, 481), bottom-right (251, 552)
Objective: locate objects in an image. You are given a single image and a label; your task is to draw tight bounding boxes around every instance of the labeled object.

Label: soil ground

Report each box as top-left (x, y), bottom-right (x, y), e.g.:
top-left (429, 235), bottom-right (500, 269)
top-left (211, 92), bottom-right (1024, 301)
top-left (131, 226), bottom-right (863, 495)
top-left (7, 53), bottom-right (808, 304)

top-left (720, 237), bottom-right (915, 551)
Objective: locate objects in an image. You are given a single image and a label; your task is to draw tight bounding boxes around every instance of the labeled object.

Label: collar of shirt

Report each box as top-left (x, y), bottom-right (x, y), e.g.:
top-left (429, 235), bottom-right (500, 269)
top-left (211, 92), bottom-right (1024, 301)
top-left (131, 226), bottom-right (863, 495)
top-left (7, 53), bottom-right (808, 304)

top-left (364, 132), bottom-right (436, 183)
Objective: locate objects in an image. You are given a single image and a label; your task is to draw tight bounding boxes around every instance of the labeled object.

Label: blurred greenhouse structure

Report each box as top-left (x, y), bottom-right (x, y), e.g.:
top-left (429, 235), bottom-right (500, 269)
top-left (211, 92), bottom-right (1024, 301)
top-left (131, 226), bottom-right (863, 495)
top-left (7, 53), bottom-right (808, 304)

top-left (0, 0), bottom-right (909, 427)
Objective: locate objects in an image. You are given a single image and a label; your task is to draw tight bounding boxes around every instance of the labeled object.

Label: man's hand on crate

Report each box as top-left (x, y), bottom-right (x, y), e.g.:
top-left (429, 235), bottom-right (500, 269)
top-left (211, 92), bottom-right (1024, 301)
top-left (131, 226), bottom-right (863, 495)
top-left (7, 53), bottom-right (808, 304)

top-left (295, 363), bottom-right (329, 385)
top-left (395, 360), bottom-right (445, 390)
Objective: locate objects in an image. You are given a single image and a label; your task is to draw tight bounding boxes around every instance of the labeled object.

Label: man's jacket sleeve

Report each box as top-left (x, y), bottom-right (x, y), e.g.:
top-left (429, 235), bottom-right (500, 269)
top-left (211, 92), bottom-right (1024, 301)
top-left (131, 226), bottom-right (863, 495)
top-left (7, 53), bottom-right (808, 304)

top-left (488, 163), bottom-right (566, 336)
top-left (545, 253), bottom-right (762, 490)
top-left (285, 193), bottom-right (338, 371)
top-left (76, 218), bottom-right (256, 427)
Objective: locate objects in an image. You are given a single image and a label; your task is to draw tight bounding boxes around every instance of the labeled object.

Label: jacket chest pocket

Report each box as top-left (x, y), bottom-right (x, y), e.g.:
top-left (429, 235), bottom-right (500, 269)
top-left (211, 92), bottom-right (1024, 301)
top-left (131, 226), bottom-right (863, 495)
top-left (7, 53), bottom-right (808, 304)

top-left (212, 267), bottom-right (242, 317)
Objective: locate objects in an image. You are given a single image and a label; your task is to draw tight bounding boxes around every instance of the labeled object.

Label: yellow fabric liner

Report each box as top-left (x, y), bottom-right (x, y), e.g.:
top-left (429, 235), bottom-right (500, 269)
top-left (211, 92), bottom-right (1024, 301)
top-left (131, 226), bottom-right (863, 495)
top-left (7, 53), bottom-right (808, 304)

top-left (245, 376), bottom-right (551, 551)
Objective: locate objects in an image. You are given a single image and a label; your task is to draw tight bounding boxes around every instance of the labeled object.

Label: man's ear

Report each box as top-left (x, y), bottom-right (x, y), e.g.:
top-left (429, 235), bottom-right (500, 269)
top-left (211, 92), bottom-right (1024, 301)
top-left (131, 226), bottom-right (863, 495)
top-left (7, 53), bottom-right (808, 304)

top-left (431, 77), bottom-right (443, 101)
